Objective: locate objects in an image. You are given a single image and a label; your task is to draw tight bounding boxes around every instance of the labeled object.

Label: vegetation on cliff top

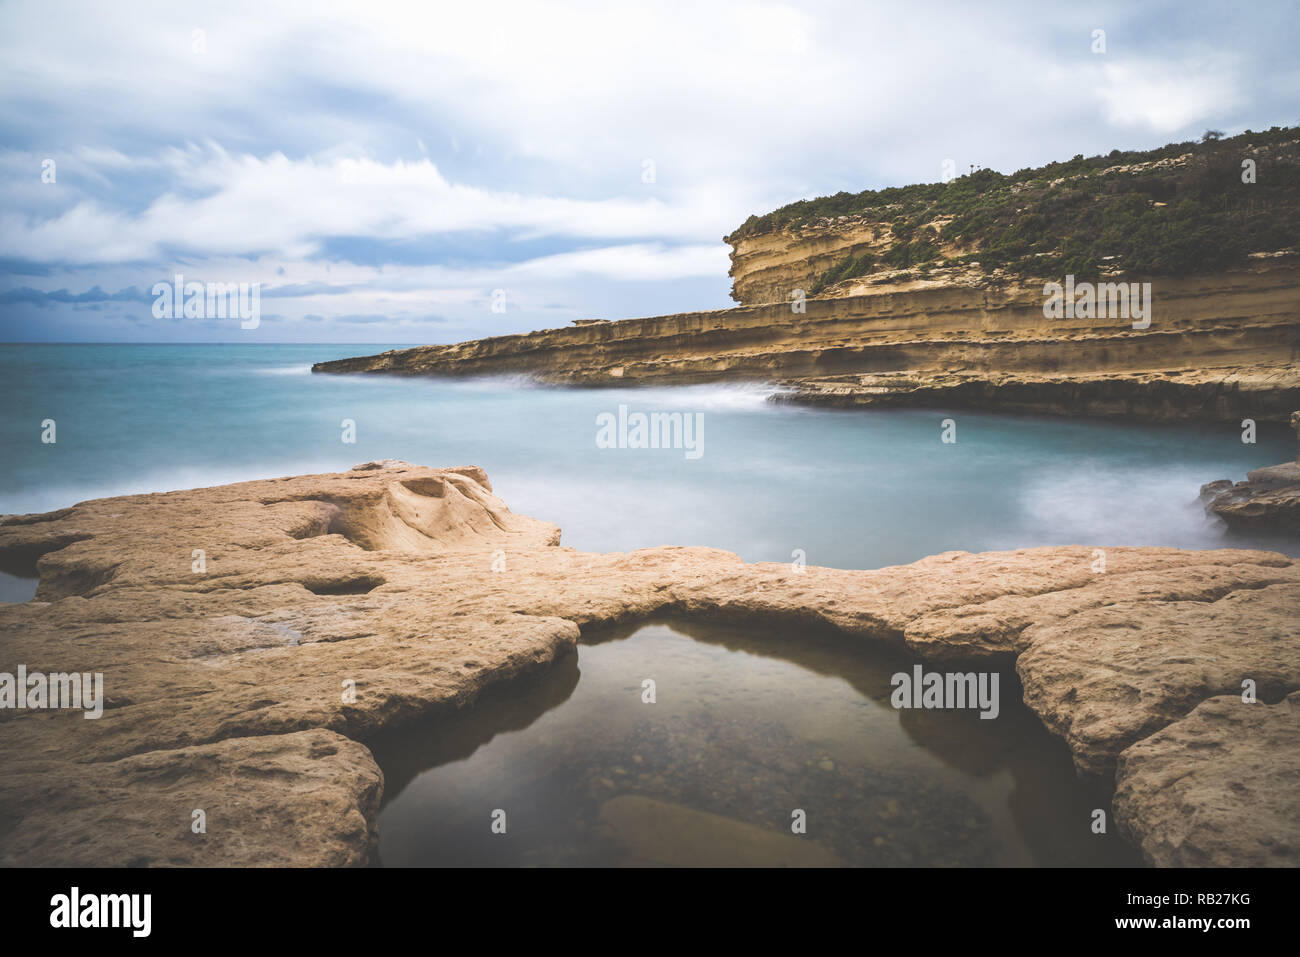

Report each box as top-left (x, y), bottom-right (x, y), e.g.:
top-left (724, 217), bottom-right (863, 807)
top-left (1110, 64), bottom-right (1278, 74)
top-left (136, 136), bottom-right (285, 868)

top-left (728, 126), bottom-right (1300, 289)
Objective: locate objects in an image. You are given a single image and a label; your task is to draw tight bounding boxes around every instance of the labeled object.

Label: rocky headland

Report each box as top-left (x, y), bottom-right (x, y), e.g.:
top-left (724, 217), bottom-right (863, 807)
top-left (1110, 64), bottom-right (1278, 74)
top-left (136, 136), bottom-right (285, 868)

top-left (315, 129), bottom-right (1300, 422)
top-left (313, 257), bottom-right (1300, 422)
top-left (1, 462), bottom-right (1296, 867)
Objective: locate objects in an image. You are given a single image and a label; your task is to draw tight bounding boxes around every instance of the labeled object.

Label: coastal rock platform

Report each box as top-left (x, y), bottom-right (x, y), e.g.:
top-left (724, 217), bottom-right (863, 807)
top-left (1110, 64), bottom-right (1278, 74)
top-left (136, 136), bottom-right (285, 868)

top-left (1202, 461), bottom-right (1300, 533)
top-left (312, 258), bottom-right (1300, 423)
top-left (1, 462), bottom-right (1296, 866)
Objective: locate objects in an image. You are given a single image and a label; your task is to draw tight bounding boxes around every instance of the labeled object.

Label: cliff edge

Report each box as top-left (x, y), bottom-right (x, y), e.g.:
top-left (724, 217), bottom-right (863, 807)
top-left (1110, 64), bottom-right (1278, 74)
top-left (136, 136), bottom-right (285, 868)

top-left (314, 128), bottom-right (1300, 421)
top-left (315, 256), bottom-right (1300, 421)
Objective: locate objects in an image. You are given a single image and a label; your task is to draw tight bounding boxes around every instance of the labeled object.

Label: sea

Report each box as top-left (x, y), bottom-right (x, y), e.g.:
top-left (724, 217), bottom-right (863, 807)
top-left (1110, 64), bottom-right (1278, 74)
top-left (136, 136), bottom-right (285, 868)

top-left (2, 343), bottom-right (1291, 571)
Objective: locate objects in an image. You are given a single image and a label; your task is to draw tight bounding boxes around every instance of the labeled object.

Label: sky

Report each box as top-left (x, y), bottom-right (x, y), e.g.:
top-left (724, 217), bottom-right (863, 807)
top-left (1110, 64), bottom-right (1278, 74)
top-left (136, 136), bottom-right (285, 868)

top-left (1, 0), bottom-right (1297, 343)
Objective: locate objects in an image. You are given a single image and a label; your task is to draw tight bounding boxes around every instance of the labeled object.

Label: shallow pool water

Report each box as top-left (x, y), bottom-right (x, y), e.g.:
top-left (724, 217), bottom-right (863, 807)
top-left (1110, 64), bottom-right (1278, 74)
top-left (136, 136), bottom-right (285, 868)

top-left (371, 620), bottom-right (1140, 867)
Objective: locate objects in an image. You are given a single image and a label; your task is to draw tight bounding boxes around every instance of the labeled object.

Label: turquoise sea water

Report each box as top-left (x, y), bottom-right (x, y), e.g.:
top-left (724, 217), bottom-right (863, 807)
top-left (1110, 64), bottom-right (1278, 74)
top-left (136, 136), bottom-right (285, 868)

top-left (1, 343), bottom-right (1293, 570)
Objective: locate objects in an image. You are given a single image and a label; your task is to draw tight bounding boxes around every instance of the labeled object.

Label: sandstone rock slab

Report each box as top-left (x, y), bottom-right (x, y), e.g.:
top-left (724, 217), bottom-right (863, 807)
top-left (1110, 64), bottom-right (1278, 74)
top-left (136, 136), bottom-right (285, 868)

top-left (1, 462), bottom-right (1295, 866)
top-left (1113, 692), bottom-right (1300, 867)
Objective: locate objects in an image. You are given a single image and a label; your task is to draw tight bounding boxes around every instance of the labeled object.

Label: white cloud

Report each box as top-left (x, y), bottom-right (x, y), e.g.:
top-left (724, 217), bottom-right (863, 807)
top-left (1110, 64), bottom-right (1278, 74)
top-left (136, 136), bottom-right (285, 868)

top-left (505, 243), bottom-right (728, 281)
top-left (0, 145), bottom-right (753, 264)
top-left (1096, 59), bottom-right (1243, 133)
top-left (0, 0), bottom-right (1294, 341)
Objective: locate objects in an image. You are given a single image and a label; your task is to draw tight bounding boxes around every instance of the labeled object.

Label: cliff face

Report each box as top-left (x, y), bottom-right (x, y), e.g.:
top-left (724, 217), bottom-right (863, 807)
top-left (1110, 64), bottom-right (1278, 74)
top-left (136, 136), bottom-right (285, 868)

top-left (725, 129), bottom-right (1300, 306)
top-left (726, 218), bottom-right (890, 305)
top-left (316, 129), bottom-right (1300, 421)
top-left (315, 256), bottom-right (1300, 422)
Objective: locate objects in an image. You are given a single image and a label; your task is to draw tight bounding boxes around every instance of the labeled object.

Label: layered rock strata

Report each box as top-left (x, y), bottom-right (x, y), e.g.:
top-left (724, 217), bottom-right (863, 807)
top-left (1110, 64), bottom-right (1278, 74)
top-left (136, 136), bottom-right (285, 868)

top-left (313, 258), bottom-right (1300, 422)
top-left (1203, 461), bottom-right (1300, 533)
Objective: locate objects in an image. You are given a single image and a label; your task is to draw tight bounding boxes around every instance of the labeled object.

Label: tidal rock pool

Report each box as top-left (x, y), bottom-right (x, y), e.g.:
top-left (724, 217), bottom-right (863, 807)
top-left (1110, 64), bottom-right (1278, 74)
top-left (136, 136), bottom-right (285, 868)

top-left (371, 620), bottom-right (1140, 867)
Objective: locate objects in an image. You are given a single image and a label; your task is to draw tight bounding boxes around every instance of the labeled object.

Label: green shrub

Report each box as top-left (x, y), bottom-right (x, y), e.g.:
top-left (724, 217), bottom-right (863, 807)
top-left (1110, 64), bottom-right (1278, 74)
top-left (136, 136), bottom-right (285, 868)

top-left (757, 126), bottom-right (1300, 292)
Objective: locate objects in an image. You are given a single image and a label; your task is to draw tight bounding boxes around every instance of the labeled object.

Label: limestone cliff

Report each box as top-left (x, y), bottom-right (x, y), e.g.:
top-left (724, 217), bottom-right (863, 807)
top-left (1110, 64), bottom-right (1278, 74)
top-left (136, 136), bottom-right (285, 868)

top-left (315, 128), bottom-right (1299, 421)
top-left (725, 216), bottom-right (897, 305)
top-left (315, 256), bottom-right (1300, 422)
top-left (725, 128), bottom-right (1300, 305)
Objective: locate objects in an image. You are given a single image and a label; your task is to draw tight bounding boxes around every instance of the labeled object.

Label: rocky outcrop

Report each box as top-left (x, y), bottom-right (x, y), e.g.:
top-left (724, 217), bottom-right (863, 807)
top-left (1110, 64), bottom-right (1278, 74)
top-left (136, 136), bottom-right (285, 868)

top-left (0, 730), bottom-right (382, 867)
top-left (1113, 692), bottom-right (1300, 868)
top-left (723, 132), bottom-right (1300, 306)
top-left (313, 257), bottom-right (1300, 422)
top-left (1, 463), bottom-right (1297, 866)
top-left (1203, 461), bottom-right (1300, 532)
top-left (723, 214), bottom-right (988, 306)
top-left (726, 216), bottom-right (897, 305)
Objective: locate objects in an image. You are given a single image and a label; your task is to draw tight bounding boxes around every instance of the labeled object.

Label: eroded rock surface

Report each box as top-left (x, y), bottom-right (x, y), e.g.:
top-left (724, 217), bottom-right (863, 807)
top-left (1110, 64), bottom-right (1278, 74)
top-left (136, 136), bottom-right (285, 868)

top-left (1114, 693), bottom-right (1300, 868)
top-left (1, 462), bottom-right (1296, 866)
top-left (0, 730), bottom-right (381, 867)
top-left (1203, 461), bottom-right (1300, 533)
top-left (312, 258), bottom-right (1300, 423)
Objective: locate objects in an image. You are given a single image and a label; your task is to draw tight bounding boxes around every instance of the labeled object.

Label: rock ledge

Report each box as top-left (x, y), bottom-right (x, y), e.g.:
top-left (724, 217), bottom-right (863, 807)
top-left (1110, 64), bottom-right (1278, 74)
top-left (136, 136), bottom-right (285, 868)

top-left (1, 463), bottom-right (1296, 867)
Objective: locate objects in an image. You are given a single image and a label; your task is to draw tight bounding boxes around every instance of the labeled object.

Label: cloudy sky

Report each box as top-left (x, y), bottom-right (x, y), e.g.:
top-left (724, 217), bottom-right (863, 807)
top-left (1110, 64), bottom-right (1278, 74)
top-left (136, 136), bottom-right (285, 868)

top-left (2, 0), bottom-right (1297, 343)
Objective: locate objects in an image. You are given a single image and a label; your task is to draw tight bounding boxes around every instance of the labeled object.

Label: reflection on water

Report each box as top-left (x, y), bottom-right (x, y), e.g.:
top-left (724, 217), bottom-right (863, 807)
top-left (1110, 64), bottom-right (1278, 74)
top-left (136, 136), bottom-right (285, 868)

top-left (0, 572), bottom-right (38, 603)
top-left (0, 548), bottom-right (40, 602)
top-left (371, 620), bottom-right (1141, 868)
